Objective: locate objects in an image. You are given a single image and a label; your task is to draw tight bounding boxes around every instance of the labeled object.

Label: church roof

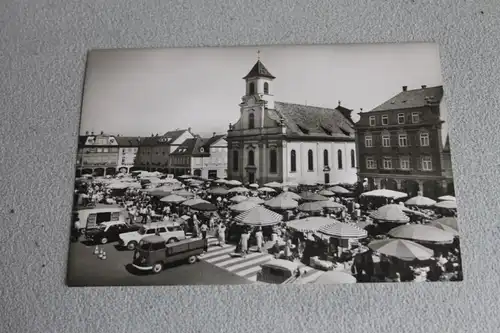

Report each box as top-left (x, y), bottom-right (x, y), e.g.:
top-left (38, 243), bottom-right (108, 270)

top-left (171, 135), bottom-right (226, 157)
top-left (269, 102), bottom-right (355, 139)
top-left (370, 86), bottom-right (443, 112)
top-left (243, 60), bottom-right (276, 80)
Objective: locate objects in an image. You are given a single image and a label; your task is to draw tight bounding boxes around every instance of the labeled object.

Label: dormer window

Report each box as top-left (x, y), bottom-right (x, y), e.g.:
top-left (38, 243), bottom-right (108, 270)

top-left (264, 82), bottom-right (269, 94)
top-left (199, 147), bottom-right (204, 153)
top-left (297, 125), bottom-right (309, 134)
top-left (249, 82), bottom-right (255, 95)
top-left (321, 126), bottom-right (332, 136)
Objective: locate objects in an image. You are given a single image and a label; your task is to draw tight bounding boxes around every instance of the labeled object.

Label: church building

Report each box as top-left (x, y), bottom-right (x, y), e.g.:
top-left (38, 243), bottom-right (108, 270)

top-left (226, 57), bottom-right (358, 186)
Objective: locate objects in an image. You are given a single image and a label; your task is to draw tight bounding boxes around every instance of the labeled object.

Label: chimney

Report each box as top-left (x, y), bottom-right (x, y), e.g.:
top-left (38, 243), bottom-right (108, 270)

top-left (338, 100), bottom-right (341, 106)
top-left (100, 130), bottom-right (104, 135)
top-left (91, 131), bottom-right (94, 135)
top-left (212, 132), bottom-right (216, 137)
top-left (421, 85), bottom-right (427, 89)
top-left (402, 86), bottom-right (408, 92)
top-left (360, 108), bottom-right (363, 113)
top-left (188, 127), bottom-right (191, 132)
top-left (85, 131), bottom-right (89, 135)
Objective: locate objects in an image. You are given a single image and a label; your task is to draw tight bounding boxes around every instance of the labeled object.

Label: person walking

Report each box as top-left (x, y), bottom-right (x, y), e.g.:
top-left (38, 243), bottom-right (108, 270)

top-left (255, 227), bottom-right (264, 253)
top-left (217, 222), bottom-right (226, 247)
top-left (239, 230), bottom-right (249, 258)
top-left (200, 222), bottom-right (209, 252)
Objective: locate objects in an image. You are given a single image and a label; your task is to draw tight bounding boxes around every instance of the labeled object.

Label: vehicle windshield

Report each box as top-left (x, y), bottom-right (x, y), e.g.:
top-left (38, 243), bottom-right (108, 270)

top-left (138, 227), bottom-right (146, 235)
top-left (139, 241), bottom-right (151, 251)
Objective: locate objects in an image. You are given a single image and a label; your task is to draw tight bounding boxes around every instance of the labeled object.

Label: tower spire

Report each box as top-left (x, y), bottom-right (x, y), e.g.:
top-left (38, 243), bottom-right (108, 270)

top-left (257, 49), bottom-right (261, 61)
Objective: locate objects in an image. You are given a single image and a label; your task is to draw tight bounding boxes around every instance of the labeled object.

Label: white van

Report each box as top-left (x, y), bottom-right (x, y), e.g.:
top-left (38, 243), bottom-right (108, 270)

top-left (76, 206), bottom-right (127, 231)
top-left (118, 221), bottom-right (186, 250)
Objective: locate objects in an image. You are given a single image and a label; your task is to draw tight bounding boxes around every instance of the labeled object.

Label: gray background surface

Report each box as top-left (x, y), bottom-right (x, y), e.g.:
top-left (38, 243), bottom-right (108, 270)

top-left (1, 0), bottom-right (499, 332)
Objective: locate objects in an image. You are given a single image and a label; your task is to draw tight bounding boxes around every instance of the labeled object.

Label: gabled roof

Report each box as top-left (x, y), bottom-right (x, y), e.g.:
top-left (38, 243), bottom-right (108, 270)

top-left (171, 135), bottom-right (226, 157)
top-left (370, 86), bottom-right (443, 112)
top-left (243, 60), bottom-right (275, 80)
top-left (114, 136), bottom-right (141, 147)
top-left (267, 102), bottom-right (355, 139)
top-left (163, 129), bottom-right (189, 143)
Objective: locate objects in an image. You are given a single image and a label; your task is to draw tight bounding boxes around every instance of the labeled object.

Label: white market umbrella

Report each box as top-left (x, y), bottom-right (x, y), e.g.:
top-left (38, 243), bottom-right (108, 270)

top-left (313, 271), bottom-right (357, 284)
top-left (234, 206), bottom-right (283, 226)
top-left (318, 223), bottom-right (368, 240)
top-left (286, 217), bottom-right (338, 233)
top-left (264, 181), bottom-right (282, 188)
top-left (388, 224), bottom-right (455, 244)
top-left (160, 194), bottom-right (187, 203)
top-left (405, 196), bottom-right (436, 207)
top-left (438, 195), bottom-right (456, 201)
top-left (434, 200), bottom-right (457, 209)
top-left (265, 197), bottom-right (299, 210)
top-left (276, 191), bottom-right (302, 201)
top-left (214, 178), bottom-right (227, 184)
top-left (298, 202), bottom-right (324, 213)
top-left (317, 189), bottom-right (335, 197)
top-left (228, 186), bottom-right (250, 193)
top-left (368, 239), bottom-right (434, 261)
top-left (258, 187), bottom-right (276, 193)
top-left (230, 195), bottom-right (248, 203)
top-left (370, 204), bottom-right (410, 223)
top-left (181, 198), bottom-right (209, 207)
top-left (248, 183), bottom-right (259, 188)
top-left (328, 186), bottom-right (351, 195)
top-left (226, 180), bottom-right (242, 186)
top-left (229, 201), bottom-right (259, 213)
top-left (321, 201), bottom-right (346, 210)
top-left (431, 217), bottom-right (459, 232)
top-left (107, 183), bottom-right (129, 190)
top-left (245, 197), bottom-right (265, 204)
top-left (360, 189), bottom-right (408, 199)
top-left (178, 175), bottom-right (192, 179)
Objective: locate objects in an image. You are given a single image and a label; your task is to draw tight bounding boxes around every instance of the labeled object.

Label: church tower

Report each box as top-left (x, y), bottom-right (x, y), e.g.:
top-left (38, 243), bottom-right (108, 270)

top-left (239, 52), bottom-right (276, 130)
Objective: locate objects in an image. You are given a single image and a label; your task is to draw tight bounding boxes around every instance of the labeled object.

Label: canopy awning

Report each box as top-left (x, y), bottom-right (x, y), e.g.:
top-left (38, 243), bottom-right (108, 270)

top-left (388, 224), bottom-right (455, 244)
top-left (265, 197), bottom-right (299, 210)
top-left (368, 238), bottom-right (434, 261)
top-left (370, 204), bottom-right (410, 223)
top-left (234, 206), bottom-right (283, 226)
top-left (286, 217), bottom-right (338, 233)
top-left (229, 201), bottom-right (259, 213)
top-left (360, 189), bottom-right (408, 199)
top-left (317, 223), bottom-right (368, 239)
top-left (405, 195), bottom-right (436, 207)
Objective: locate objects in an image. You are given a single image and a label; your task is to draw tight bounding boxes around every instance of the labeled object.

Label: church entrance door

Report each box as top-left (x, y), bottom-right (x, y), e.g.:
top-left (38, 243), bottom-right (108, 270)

top-left (248, 172), bottom-right (255, 184)
top-left (324, 173), bottom-right (330, 185)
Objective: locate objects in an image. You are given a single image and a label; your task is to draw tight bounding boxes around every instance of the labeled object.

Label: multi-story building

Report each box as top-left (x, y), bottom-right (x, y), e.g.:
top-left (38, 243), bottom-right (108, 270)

top-left (169, 134), bottom-right (228, 179)
top-left (226, 58), bottom-right (357, 186)
top-left (134, 129), bottom-right (194, 172)
top-left (115, 136), bottom-right (141, 174)
top-left (355, 85), bottom-right (454, 198)
top-left (76, 132), bottom-right (120, 177)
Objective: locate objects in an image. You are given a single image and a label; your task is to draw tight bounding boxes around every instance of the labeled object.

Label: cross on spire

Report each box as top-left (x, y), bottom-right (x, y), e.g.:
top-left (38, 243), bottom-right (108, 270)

top-left (257, 50), bottom-right (261, 60)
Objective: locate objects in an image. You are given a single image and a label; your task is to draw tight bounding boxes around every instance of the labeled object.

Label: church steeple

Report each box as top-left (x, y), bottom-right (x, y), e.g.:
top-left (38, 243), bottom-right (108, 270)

top-left (242, 51), bottom-right (276, 109)
top-left (243, 60), bottom-right (276, 80)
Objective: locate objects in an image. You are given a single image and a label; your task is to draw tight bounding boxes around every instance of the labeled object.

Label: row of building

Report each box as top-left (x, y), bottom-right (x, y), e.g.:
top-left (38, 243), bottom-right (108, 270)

top-left (76, 58), bottom-right (454, 198)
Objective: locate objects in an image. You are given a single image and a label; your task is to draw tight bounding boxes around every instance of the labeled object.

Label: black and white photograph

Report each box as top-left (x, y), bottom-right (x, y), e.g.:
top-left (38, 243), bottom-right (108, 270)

top-left (68, 43), bottom-right (462, 286)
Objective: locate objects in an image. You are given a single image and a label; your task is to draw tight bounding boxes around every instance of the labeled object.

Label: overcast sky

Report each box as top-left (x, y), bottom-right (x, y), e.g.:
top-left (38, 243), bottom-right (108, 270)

top-left (80, 43), bottom-right (443, 137)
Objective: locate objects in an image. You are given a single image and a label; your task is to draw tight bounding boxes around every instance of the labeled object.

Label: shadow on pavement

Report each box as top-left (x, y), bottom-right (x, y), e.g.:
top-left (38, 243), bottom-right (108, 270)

top-left (114, 245), bottom-right (130, 252)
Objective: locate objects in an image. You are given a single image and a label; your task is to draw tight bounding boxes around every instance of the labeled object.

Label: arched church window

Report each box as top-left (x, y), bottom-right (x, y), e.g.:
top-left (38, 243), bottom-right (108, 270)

top-left (350, 149), bottom-right (356, 168)
top-left (249, 82), bottom-right (255, 95)
top-left (270, 149), bottom-right (278, 173)
top-left (264, 82), bottom-right (269, 94)
top-left (232, 151), bottom-right (239, 171)
top-left (337, 149), bottom-right (343, 169)
top-left (290, 150), bottom-right (297, 172)
top-left (248, 150), bottom-right (255, 166)
top-left (323, 149), bottom-right (329, 166)
top-left (248, 113), bottom-right (255, 129)
top-left (308, 150), bottom-right (314, 171)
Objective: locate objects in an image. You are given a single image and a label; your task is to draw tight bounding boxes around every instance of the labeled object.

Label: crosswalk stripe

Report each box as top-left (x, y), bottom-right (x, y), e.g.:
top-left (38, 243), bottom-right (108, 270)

top-left (202, 246), bottom-right (236, 259)
top-left (226, 255), bottom-right (273, 272)
top-left (214, 252), bottom-right (263, 267)
top-left (235, 261), bottom-right (269, 277)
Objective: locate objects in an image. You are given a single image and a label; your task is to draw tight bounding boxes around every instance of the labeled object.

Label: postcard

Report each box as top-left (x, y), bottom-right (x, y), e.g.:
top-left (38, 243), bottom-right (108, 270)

top-left (67, 43), bottom-right (462, 286)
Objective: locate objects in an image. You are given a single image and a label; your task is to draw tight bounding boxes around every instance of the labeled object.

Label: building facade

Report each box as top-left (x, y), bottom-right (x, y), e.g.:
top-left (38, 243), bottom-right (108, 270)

top-left (355, 85), bottom-right (454, 199)
top-left (76, 132), bottom-right (120, 176)
top-left (115, 136), bottom-right (141, 174)
top-left (134, 129), bottom-right (194, 172)
top-left (226, 59), bottom-right (357, 186)
top-left (169, 134), bottom-right (228, 179)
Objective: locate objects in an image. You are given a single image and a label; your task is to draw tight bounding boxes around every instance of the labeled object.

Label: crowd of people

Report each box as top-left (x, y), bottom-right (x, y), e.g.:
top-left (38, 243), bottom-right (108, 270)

top-left (73, 173), bottom-right (462, 283)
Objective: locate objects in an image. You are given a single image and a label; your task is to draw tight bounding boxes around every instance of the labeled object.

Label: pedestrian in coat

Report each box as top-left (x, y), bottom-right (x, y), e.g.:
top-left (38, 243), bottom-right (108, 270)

top-left (217, 223), bottom-right (226, 247)
top-left (239, 231), bottom-right (249, 258)
top-left (255, 227), bottom-right (264, 252)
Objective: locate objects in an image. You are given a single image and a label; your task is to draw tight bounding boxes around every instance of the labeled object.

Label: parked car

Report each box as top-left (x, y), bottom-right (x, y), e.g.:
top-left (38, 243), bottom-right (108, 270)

top-left (118, 221), bottom-right (186, 250)
top-left (84, 221), bottom-right (141, 244)
top-left (132, 235), bottom-right (207, 274)
top-left (77, 206), bottom-right (128, 231)
top-left (256, 259), bottom-right (302, 284)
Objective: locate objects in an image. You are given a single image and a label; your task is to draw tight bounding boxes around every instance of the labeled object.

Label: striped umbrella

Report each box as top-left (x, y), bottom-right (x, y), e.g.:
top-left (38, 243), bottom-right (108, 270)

top-left (318, 223), bottom-right (368, 240)
top-left (286, 217), bottom-right (338, 233)
top-left (370, 204), bottom-right (410, 223)
top-left (388, 224), bottom-right (455, 244)
top-left (234, 206), bottom-right (283, 226)
top-left (265, 197), bottom-right (299, 210)
top-left (229, 201), bottom-right (259, 213)
top-left (298, 202), bottom-right (324, 213)
top-left (405, 196), bottom-right (436, 207)
top-left (434, 200), bottom-right (457, 209)
top-left (246, 197), bottom-right (265, 204)
top-left (368, 239), bottom-right (434, 261)
top-left (230, 195), bottom-right (248, 203)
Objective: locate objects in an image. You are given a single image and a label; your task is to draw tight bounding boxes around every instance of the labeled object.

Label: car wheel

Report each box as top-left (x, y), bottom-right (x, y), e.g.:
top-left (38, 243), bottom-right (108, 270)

top-left (167, 238), bottom-right (178, 244)
top-left (152, 262), bottom-right (163, 274)
top-left (127, 241), bottom-right (137, 250)
top-left (187, 255), bottom-right (197, 264)
top-left (101, 237), bottom-right (108, 244)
